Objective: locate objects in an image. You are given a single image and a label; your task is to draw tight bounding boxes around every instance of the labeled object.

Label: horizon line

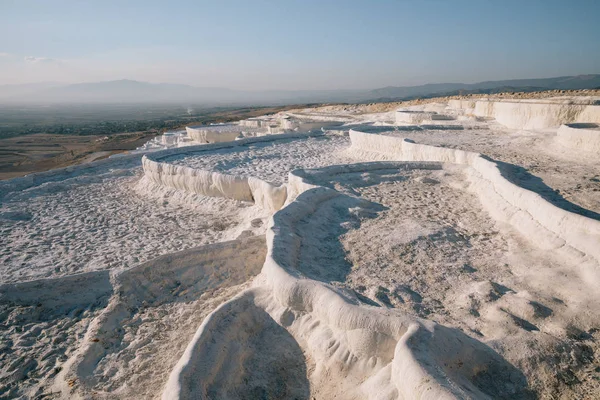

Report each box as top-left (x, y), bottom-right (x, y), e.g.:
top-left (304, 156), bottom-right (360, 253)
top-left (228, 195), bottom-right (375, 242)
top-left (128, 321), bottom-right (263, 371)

top-left (1, 72), bottom-right (599, 92)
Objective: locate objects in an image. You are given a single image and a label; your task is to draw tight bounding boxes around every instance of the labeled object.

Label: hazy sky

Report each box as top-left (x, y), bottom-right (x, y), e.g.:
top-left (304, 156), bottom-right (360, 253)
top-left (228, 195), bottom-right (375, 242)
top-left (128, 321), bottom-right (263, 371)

top-left (1, 0), bottom-right (599, 90)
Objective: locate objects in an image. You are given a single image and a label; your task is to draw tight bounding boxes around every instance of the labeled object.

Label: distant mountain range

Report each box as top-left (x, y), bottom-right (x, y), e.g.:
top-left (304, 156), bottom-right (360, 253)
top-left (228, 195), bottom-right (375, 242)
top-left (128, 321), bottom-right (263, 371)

top-left (365, 75), bottom-right (600, 101)
top-left (1, 75), bottom-right (599, 105)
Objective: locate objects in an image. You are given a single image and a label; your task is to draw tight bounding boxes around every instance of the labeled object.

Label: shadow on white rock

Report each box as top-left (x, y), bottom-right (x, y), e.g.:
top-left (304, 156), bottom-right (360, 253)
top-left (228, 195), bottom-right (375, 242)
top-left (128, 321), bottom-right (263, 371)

top-left (163, 290), bottom-right (311, 400)
top-left (50, 236), bottom-right (266, 398)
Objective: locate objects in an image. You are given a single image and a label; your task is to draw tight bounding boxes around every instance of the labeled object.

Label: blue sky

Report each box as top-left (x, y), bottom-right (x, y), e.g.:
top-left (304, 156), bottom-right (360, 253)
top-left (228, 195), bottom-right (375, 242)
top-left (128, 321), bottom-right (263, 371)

top-left (0, 0), bottom-right (599, 89)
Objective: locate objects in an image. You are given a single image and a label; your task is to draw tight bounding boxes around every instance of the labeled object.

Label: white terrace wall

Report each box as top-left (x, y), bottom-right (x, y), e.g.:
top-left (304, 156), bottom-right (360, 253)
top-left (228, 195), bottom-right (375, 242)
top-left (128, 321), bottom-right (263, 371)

top-left (448, 99), bottom-right (600, 129)
top-left (142, 132), bottom-right (322, 212)
top-left (447, 99), bottom-right (476, 113)
top-left (395, 110), bottom-right (436, 124)
top-left (163, 139), bottom-right (582, 400)
top-left (185, 126), bottom-right (241, 143)
top-left (348, 129), bottom-right (600, 264)
top-left (166, 164), bottom-right (503, 400)
top-left (556, 123), bottom-right (600, 154)
top-left (258, 163), bottom-right (528, 399)
top-left (239, 119), bottom-right (263, 128)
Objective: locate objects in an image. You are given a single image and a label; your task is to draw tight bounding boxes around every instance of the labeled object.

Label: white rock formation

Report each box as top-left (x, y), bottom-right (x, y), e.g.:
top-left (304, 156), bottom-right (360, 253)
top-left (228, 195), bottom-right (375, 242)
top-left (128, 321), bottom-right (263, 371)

top-left (4, 100), bottom-right (600, 399)
top-left (159, 108), bottom-right (600, 400)
top-left (239, 118), bottom-right (263, 128)
top-left (430, 113), bottom-right (456, 120)
top-left (395, 110), bottom-right (436, 124)
top-left (348, 128), bottom-right (600, 265)
top-left (185, 124), bottom-right (242, 143)
top-left (556, 123), bottom-right (600, 153)
top-left (47, 236), bottom-right (267, 399)
top-left (449, 98), bottom-right (600, 129)
top-left (163, 159), bottom-right (554, 399)
top-left (142, 132), bottom-right (325, 212)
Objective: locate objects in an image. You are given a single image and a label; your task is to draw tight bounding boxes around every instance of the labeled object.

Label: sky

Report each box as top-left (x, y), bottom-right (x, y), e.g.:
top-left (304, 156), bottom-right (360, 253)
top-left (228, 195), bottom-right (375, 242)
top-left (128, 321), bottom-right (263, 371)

top-left (0, 0), bottom-right (599, 90)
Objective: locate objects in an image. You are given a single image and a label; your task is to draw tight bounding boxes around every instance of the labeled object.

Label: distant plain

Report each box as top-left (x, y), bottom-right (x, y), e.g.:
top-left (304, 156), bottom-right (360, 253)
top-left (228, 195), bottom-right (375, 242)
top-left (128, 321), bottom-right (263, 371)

top-left (0, 103), bottom-right (310, 179)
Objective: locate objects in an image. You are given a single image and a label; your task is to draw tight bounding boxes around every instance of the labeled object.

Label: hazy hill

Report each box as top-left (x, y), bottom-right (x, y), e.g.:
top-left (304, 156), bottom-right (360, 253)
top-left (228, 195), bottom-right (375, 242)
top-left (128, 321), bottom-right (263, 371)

top-left (364, 75), bottom-right (600, 101)
top-left (7, 80), bottom-right (238, 104)
top-left (1, 75), bottom-right (598, 105)
top-left (0, 82), bottom-right (63, 98)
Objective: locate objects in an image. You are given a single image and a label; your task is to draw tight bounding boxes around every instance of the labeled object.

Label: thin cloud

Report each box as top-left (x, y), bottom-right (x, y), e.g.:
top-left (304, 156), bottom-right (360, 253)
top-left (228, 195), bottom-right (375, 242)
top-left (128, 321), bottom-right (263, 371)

top-left (24, 56), bottom-right (55, 63)
top-left (0, 52), bottom-right (11, 57)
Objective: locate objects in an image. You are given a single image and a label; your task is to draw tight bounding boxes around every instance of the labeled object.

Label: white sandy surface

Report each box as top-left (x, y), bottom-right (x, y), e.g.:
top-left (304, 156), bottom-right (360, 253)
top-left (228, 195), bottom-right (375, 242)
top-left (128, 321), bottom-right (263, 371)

top-left (164, 134), bottom-right (355, 184)
top-left (2, 99), bottom-right (600, 399)
top-left (294, 165), bottom-right (599, 398)
top-left (381, 117), bottom-right (600, 216)
top-left (1, 169), bottom-right (261, 284)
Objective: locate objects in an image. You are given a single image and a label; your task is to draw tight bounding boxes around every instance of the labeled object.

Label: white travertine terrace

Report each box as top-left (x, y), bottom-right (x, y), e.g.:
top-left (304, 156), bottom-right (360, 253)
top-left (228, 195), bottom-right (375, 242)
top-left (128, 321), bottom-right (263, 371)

top-left (395, 110), bottom-right (436, 124)
top-left (348, 129), bottom-right (600, 263)
top-left (239, 117), bottom-right (263, 127)
top-left (448, 97), bottom-right (600, 129)
top-left (142, 132), bottom-right (325, 212)
top-left (430, 113), bottom-right (456, 120)
top-left (556, 123), bottom-right (600, 153)
top-left (50, 236), bottom-right (267, 398)
top-left (154, 128), bottom-right (599, 399)
top-left (185, 124), bottom-right (242, 143)
top-left (3, 99), bottom-right (600, 399)
top-left (163, 162), bottom-right (527, 400)
top-left (238, 114), bottom-right (299, 132)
